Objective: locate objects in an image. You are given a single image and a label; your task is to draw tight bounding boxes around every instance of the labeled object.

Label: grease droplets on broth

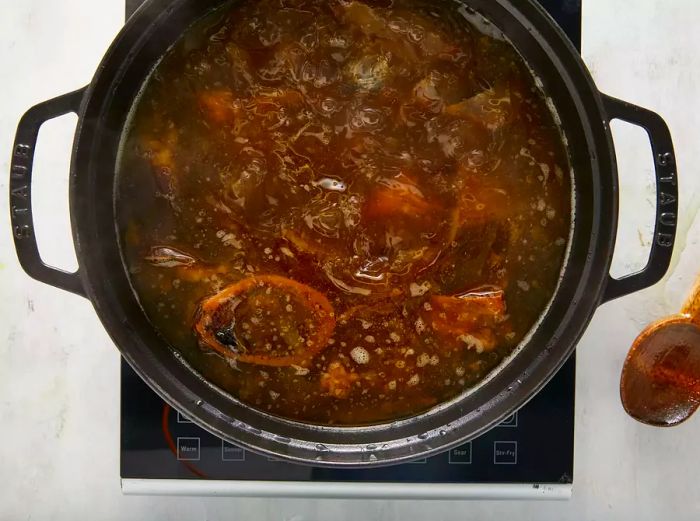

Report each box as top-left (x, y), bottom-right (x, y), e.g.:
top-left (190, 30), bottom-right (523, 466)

top-left (117, 0), bottom-right (571, 425)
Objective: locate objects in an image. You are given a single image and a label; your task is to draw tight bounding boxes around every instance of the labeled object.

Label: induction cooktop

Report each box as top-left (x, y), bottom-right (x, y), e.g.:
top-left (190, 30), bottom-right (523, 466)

top-left (121, 0), bottom-right (580, 499)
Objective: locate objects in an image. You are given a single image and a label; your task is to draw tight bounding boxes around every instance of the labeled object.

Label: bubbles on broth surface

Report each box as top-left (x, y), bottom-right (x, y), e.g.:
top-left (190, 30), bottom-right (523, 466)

top-left (116, 0), bottom-right (572, 425)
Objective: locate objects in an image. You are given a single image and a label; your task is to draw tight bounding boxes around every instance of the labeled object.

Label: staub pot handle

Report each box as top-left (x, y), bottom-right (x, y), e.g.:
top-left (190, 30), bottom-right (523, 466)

top-left (9, 87), bottom-right (87, 297)
top-left (600, 94), bottom-right (678, 303)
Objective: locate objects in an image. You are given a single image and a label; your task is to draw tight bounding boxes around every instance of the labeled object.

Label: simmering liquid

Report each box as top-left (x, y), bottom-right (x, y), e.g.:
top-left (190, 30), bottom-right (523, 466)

top-left (117, 0), bottom-right (572, 425)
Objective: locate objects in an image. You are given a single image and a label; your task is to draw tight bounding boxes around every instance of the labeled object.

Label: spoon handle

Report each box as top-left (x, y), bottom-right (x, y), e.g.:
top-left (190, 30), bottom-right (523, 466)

top-left (681, 275), bottom-right (700, 325)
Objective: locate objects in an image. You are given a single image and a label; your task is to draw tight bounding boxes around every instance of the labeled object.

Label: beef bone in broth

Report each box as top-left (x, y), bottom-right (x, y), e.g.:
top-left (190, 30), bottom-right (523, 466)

top-left (116, 0), bottom-right (572, 425)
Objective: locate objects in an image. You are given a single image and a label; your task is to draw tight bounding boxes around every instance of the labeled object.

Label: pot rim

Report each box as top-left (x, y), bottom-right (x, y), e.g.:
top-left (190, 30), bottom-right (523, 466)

top-left (68, 0), bottom-right (619, 466)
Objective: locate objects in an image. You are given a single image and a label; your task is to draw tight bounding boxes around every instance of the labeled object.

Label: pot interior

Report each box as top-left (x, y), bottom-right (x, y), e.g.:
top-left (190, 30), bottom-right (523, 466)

top-left (73, 0), bottom-right (614, 464)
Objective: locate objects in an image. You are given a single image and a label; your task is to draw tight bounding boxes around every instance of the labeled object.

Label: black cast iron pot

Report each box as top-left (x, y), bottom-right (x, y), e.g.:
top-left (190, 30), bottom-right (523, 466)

top-left (9, 0), bottom-right (679, 466)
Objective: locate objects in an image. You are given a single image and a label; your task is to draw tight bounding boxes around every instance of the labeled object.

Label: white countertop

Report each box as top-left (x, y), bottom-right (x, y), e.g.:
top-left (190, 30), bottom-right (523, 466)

top-left (1, 0), bottom-right (699, 519)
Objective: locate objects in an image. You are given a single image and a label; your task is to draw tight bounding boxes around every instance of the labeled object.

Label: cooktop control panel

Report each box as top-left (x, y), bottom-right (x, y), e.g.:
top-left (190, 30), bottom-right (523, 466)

top-left (121, 357), bottom-right (574, 484)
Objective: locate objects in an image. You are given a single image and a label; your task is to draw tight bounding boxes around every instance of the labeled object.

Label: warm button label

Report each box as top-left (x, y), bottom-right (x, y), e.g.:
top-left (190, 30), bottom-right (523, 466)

top-left (176, 437), bottom-right (201, 461)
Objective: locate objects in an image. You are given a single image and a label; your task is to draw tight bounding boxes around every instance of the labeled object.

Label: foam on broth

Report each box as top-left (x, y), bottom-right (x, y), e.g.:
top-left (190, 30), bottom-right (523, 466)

top-left (116, 0), bottom-right (572, 425)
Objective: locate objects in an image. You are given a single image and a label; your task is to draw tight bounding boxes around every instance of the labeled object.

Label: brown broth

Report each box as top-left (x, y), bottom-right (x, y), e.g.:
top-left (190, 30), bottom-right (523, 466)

top-left (116, 0), bottom-right (572, 425)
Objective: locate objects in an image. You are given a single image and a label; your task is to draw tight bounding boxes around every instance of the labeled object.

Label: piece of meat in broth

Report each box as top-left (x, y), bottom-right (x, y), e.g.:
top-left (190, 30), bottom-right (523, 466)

top-left (141, 128), bottom-right (178, 199)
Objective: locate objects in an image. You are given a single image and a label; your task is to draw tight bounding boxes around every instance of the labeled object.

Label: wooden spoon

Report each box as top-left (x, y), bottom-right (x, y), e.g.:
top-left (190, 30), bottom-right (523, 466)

top-left (620, 276), bottom-right (700, 426)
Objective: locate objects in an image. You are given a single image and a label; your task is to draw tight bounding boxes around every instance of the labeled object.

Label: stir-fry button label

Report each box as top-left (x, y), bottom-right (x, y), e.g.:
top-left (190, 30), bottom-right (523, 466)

top-left (493, 441), bottom-right (517, 465)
